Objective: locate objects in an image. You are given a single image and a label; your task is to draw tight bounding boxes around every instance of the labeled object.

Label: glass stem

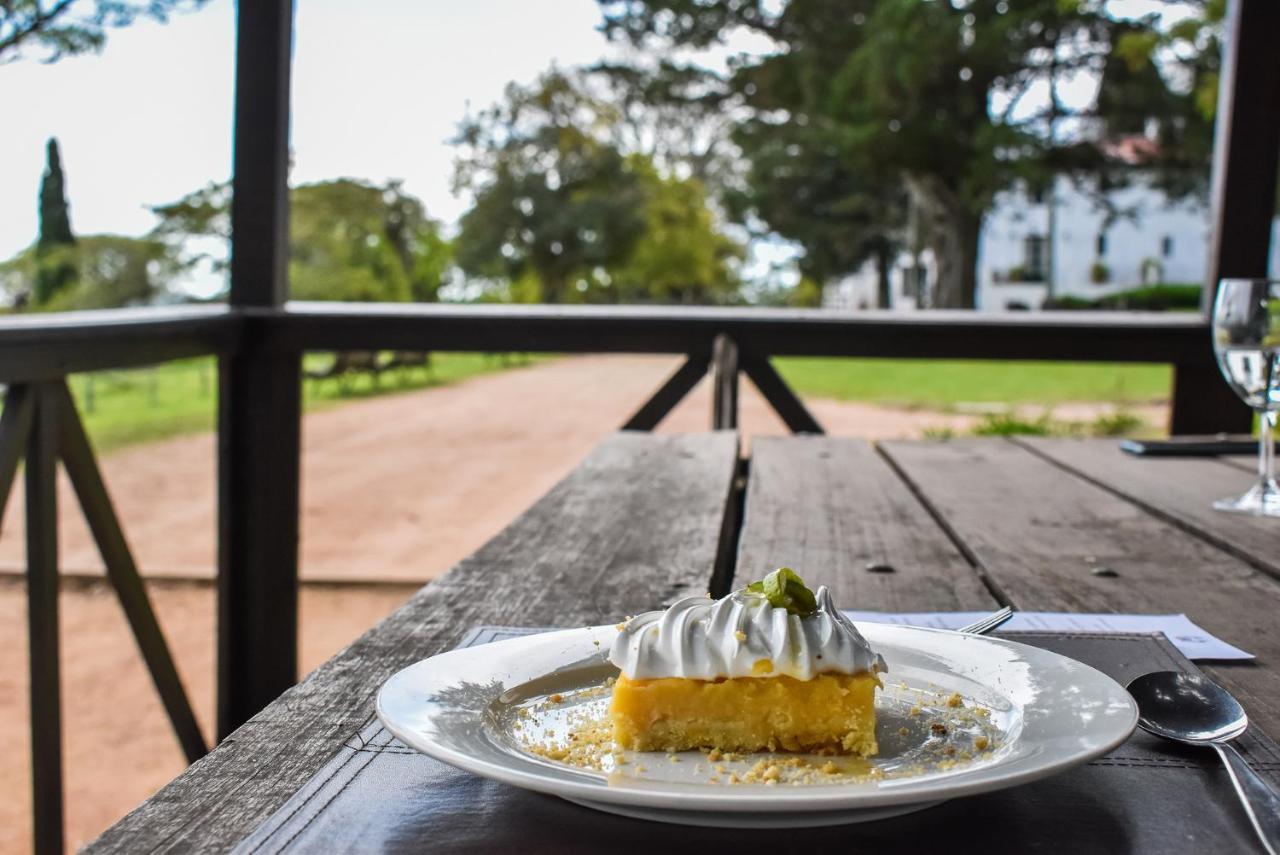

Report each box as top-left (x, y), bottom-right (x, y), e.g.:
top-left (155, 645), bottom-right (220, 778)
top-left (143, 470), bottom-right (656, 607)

top-left (1261, 410), bottom-right (1277, 494)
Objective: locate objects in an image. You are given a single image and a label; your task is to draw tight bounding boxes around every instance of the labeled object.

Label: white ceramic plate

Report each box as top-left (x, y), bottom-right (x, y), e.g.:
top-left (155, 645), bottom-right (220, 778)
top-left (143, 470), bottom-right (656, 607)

top-left (377, 624), bottom-right (1137, 828)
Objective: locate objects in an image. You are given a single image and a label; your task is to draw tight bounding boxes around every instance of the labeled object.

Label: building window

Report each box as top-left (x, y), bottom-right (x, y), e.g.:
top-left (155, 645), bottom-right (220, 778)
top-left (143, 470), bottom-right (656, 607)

top-left (1023, 235), bottom-right (1047, 281)
top-left (1096, 233), bottom-right (1107, 257)
top-left (1161, 235), bottom-right (1174, 258)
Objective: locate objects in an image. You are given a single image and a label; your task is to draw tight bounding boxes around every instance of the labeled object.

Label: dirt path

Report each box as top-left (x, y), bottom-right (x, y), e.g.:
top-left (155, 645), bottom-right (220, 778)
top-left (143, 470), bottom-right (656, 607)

top-left (0, 354), bottom-right (1166, 851)
top-left (0, 354), bottom-right (1010, 582)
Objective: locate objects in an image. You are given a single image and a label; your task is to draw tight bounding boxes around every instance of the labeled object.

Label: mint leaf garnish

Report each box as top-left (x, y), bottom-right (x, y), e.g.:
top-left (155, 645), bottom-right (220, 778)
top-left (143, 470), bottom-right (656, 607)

top-left (746, 567), bottom-right (817, 618)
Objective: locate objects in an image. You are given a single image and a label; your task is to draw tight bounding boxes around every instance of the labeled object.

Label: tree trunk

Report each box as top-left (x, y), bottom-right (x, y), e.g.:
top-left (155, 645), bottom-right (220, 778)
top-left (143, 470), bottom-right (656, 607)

top-left (905, 175), bottom-right (981, 309)
top-left (874, 244), bottom-right (892, 309)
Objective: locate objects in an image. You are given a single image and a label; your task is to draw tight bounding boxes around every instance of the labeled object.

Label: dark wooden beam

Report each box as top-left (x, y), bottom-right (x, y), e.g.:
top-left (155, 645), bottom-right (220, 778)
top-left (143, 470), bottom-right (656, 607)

top-left (26, 384), bottom-right (62, 855)
top-left (260, 303), bottom-right (1210, 363)
top-left (0, 306), bottom-right (238, 383)
top-left (217, 347), bottom-right (302, 739)
top-left (739, 352), bottom-right (824, 435)
top-left (1189, 0), bottom-right (1280, 434)
top-left (1206, 0), bottom-right (1280, 297)
top-left (219, 0), bottom-right (300, 739)
top-left (1170, 360), bottom-right (1250, 435)
top-left (712, 334), bottom-right (739, 430)
top-left (54, 383), bottom-right (208, 763)
top-left (229, 0), bottom-right (293, 308)
top-left (0, 385), bottom-right (34, 525)
top-left (621, 353), bottom-right (710, 430)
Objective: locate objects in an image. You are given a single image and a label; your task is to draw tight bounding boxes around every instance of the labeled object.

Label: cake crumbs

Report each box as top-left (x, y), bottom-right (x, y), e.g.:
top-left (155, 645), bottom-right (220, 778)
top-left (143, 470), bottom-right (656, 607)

top-left (515, 675), bottom-right (1003, 789)
top-left (734, 630), bottom-right (748, 642)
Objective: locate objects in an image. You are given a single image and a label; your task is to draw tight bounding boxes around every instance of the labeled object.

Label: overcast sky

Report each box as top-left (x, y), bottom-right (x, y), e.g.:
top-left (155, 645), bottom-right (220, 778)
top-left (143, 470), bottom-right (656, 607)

top-left (0, 0), bottom-right (633, 262)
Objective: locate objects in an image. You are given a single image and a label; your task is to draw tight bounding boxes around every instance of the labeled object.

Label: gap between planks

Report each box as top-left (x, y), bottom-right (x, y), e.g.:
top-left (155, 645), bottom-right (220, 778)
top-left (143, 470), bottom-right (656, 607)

top-left (871, 441), bottom-right (1014, 609)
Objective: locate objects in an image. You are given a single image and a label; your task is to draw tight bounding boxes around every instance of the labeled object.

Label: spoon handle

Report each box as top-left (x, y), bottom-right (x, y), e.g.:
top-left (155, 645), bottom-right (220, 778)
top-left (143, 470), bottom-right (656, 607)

top-left (1214, 742), bottom-right (1280, 855)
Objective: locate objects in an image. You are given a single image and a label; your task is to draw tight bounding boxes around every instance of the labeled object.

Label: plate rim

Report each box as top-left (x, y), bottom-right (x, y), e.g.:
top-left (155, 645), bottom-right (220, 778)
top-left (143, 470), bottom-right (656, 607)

top-left (376, 624), bottom-right (1138, 814)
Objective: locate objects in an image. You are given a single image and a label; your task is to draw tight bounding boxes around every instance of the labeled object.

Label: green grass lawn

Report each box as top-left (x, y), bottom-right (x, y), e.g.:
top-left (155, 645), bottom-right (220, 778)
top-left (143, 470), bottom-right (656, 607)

top-left (71, 353), bottom-right (542, 453)
top-left (772, 358), bottom-right (1171, 409)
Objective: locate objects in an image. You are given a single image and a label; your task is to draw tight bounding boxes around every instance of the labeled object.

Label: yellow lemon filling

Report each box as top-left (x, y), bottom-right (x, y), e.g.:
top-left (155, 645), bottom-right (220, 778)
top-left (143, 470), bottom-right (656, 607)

top-left (609, 672), bottom-right (880, 756)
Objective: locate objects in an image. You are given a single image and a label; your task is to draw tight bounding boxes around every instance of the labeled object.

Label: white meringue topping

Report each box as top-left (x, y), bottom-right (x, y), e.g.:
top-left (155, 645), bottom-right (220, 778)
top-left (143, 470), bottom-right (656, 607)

top-left (609, 585), bottom-right (886, 681)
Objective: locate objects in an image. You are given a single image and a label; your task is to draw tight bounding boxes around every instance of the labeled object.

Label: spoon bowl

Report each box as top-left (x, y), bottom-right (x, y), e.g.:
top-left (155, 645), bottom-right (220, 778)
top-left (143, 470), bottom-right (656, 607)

top-left (1128, 670), bottom-right (1248, 744)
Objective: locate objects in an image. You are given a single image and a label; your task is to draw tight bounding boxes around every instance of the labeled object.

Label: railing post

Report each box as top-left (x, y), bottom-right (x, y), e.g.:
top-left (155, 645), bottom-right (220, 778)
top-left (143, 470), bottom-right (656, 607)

top-left (1179, 0), bottom-right (1280, 435)
top-left (219, 0), bottom-right (300, 739)
top-left (712, 334), bottom-right (739, 430)
top-left (26, 384), bottom-right (63, 855)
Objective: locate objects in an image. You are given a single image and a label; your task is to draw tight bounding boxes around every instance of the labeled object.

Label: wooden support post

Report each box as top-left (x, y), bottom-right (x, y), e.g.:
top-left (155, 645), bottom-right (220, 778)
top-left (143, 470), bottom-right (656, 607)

top-left (219, 0), bottom-right (300, 739)
top-left (1179, 0), bottom-right (1280, 434)
top-left (54, 383), bottom-right (208, 763)
top-left (26, 384), bottom-right (62, 855)
top-left (712, 334), bottom-right (739, 431)
top-left (622, 353), bottom-right (711, 431)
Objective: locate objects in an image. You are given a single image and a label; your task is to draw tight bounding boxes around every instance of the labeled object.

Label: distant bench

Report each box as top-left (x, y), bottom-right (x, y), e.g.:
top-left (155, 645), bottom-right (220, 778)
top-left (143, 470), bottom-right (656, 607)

top-left (304, 351), bottom-right (432, 390)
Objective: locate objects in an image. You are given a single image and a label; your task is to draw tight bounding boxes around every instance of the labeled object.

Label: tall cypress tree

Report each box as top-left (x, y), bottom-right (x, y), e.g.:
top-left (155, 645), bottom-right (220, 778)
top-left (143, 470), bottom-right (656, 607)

top-left (35, 137), bottom-right (77, 304)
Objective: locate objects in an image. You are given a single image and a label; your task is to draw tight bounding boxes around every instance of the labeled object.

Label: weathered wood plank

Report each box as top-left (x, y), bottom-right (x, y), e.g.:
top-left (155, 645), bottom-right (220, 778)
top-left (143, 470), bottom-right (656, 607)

top-left (87, 431), bottom-right (739, 853)
top-left (1018, 437), bottom-right (1280, 580)
top-left (736, 437), bottom-right (997, 611)
top-left (881, 438), bottom-right (1280, 737)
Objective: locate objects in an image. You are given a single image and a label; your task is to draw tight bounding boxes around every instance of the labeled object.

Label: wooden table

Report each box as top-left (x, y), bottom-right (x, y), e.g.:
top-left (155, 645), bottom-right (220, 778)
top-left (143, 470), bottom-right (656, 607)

top-left (88, 433), bottom-right (1280, 852)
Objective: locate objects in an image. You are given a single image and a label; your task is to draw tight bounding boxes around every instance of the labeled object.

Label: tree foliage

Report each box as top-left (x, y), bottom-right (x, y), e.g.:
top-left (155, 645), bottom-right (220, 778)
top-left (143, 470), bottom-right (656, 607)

top-left (290, 179), bottom-right (450, 302)
top-left (35, 137), bottom-right (76, 303)
top-left (597, 0), bottom-right (1222, 308)
top-left (0, 0), bottom-right (209, 65)
top-left (611, 158), bottom-right (743, 303)
top-left (150, 178), bottom-right (452, 302)
top-left (452, 68), bottom-right (742, 304)
top-left (1, 234), bottom-right (179, 311)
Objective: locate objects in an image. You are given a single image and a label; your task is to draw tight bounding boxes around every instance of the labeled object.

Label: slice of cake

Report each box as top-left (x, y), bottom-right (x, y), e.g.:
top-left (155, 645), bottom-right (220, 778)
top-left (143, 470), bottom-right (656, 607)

top-left (608, 568), bottom-right (885, 756)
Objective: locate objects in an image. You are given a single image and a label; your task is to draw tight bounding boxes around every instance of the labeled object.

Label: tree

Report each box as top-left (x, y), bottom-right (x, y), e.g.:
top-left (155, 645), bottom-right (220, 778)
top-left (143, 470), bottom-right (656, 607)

top-left (35, 137), bottom-right (76, 303)
top-left (149, 179), bottom-right (452, 302)
top-left (611, 159), bottom-right (743, 304)
top-left (0, 0), bottom-right (209, 65)
top-left (727, 95), bottom-right (908, 308)
top-left (452, 67), bottom-right (742, 304)
top-left (597, 0), bottom-right (1221, 308)
top-left (1098, 2), bottom-right (1223, 201)
top-left (452, 69), bottom-right (650, 303)
top-left (1, 234), bottom-right (179, 310)
top-left (148, 180), bottom-right (230, 273)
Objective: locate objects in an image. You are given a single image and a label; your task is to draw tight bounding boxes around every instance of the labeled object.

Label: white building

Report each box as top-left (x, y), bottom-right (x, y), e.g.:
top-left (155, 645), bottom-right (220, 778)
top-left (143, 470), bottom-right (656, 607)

top-left (977, 176), bottom-right (1208, 310)
top-left (823, 175), bottom-right (1280, 312)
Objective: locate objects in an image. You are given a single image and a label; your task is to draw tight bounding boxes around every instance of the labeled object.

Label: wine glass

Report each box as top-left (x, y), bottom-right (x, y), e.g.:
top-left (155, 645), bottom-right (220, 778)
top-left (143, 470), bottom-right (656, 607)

top-left (1212, 279), bottom-right (1280, 516)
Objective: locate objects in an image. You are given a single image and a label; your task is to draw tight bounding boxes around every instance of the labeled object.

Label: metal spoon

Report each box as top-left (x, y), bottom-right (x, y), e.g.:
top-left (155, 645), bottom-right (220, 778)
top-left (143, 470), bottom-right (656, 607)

top-left (1128, 670), bottom-right (1280, 855)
